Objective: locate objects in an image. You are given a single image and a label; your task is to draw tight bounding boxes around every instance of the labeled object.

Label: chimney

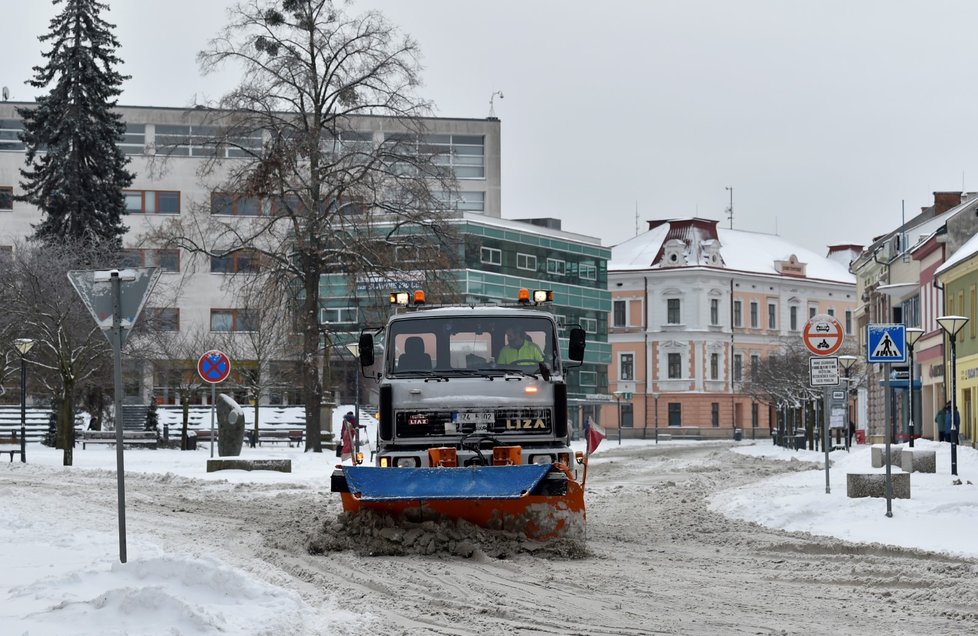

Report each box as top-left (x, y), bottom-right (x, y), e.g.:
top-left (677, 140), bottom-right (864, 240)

top-left (933, 191), bottom-right (963, 216)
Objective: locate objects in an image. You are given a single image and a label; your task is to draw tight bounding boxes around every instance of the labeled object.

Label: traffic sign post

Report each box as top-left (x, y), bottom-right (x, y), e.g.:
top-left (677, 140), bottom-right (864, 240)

top-left (867, 324), bottom-right (906, 518)
top-left (802, 315), bottom-right (845, 495)
top-left (68, 267), bottom-right (161, 565)
top-left (198, 351), bottom-right (232, 458)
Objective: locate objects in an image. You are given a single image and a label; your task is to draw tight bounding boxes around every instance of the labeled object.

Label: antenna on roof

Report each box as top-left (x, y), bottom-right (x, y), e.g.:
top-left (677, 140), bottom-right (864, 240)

top-left (2, 86), bottom-right (8, 101)
top-left (488, 90), bottom-right (503, 119)
top-left (635, 201), bottom-right (639, 236)
top-left (725, 186), bottom-right (734, 229)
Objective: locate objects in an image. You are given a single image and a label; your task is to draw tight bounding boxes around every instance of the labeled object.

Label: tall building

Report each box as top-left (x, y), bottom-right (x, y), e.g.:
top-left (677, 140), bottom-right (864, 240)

top-left (0, 103), bottom-right (609, 413)
top-left (605, 218), bottom-right (856, 436)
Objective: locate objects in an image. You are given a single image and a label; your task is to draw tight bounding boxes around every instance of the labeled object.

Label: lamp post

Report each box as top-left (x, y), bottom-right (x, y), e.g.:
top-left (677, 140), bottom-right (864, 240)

top-left (651, 393), bottom-right (659, 444)
top-left (13, 339), bottom-right (34, 463)
top-left (904, 328), bottom-right (924, 448)
top-left (839, 355), bottom-right (857, 450)
top-left (937, 315), bottom-right (968, 476)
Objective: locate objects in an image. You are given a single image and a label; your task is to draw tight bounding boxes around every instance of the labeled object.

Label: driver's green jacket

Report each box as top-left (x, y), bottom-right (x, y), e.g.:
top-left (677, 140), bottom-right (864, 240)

top-left (498, 341), bottom-right (544, 365)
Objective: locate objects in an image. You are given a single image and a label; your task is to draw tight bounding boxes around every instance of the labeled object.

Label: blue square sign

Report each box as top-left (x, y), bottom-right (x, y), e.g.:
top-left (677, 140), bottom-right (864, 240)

top-left (866, 324), bottom-right (906, 363)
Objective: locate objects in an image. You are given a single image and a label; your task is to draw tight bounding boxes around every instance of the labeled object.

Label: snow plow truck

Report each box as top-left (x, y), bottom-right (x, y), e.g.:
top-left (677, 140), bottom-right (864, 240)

top-left (330, 289), bottom-right (587, 541)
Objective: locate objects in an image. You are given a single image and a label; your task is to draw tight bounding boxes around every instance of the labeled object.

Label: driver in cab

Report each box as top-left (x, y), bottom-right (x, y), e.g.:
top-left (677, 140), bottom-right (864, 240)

top-left (497, 327), bottom-right (544, 366)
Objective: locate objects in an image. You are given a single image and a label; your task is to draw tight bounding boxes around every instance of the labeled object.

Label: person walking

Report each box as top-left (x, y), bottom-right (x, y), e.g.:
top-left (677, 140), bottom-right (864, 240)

top-left (936, 406), bottom-right (948, 442)
top-left (340, 411), bottom-right (365, 463)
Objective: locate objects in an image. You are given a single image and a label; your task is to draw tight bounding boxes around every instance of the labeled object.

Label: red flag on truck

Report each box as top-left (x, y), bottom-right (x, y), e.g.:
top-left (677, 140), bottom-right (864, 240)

top-left (584, 417), bottom-right (606, 454)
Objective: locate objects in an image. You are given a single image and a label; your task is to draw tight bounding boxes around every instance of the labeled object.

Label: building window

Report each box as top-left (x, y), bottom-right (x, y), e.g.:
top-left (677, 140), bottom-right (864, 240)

top-left (145, 307), bottom-right (179, 331)
top-left (619, 353), bottom-right (634, 381)
top-left (579, 262), bottom-right (597, 280)
top-left (750, 354), bottom-right (760, 380)
top-left (119, 123), bottom-right (145, 155)
top-left (210, 308), bottom-right (258, 332)
top-left (211, 192), bottom-right (262, 216)
top-left (620, 403), bottom-right (634, 428)
top-left (433, 190), bottom-right (486, 212)
top-left (790, 306), bottom-right (799, 331)
top-left (827, 308), bottom-right (835, 317)
top-left (750, 302), bottom-right (758, 328)
top-left (844, 310), bottom-right (851, 335)
top-left (321, 307), bottom-right (358, 324)
top-left (124, 190), bottom-right (180, 214)
top-left (751, 403), bottom-right (759, 428)
top-left (734, 354), bottom-right (743, 382)
top-left (710, 353), bottom-right (719, 380)
top-left (394, 245), bottom-right (420, 262)
top-left (547, 258), bottom-right (566, 276)
top-left (516, 253), bottom-right (537, 271)
top-left (554, 314), bottom-right (566, 330)
top-left (211, 250), bottom-right (261, 274)
top-left (578, 370), bottom-right (597, 387)
top-left (710, 298), bottom-right (719, 325)
top-left (668, 353), bottom-right (682, 379)
top-left (613, 300), bottom-right (626, 328)
top-left (667, 298), bottom-right (681, 324)
top-left (733, 300), bottom-right (742, 327)
top-left (768, 303), bottom-right (776, 329)
top-left (668, 403), bottom-right (682, 427)
top-left (581, 317), bottom-right (598, 333)
top-left (121, 249), bottom-right (180, 273)
top-left (711, 403), bottom-right (720, 427)
top-left (809, 306), bottom-right (817, 319)
top-left (480, 246), bottom-right (501, 265)
top-left (0, 119), bottom-right (25, 151)
top-left (0, 186), bottom-right (12, 210)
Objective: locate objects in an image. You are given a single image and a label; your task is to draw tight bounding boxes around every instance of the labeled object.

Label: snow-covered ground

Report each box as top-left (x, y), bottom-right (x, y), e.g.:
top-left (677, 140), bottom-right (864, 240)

top-left (2, 433), bottom-right (977, 635)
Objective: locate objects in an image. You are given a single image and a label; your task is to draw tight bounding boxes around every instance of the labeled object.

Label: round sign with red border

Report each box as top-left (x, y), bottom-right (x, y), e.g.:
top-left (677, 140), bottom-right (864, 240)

top-left (803, 314), bottom-right (844, 356)
top-left (197, 350), bottom-right (232, 384)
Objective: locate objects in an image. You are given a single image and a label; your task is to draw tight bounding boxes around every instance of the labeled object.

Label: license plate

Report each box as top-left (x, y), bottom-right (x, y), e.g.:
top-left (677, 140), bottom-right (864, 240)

top-left (453, 411), bottom-right (494, 425)
top-left (407, 414), bottom-right (429, 426)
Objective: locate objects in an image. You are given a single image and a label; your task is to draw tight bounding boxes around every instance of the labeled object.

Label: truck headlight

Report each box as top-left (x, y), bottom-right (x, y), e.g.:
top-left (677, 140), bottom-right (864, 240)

top-left (529, 454), bottom-right (554, 465)
top-left (395, 457), bottom-right (419, 467)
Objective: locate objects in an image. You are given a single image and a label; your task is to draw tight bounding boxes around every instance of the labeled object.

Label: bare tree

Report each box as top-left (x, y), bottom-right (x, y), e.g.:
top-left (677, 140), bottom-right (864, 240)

top-left (155, 0), bottom-right (460, 451)
top-left (0, 241), bottom-right (114, 465)
top-left (214, 283), bottom-right (300, 445)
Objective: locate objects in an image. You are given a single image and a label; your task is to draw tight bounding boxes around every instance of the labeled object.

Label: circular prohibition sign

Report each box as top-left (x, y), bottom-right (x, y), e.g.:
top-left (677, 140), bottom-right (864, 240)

top-left (802, 314), bottom-right (844, 356)
top-left (197, 350), bottom-right (232, 384)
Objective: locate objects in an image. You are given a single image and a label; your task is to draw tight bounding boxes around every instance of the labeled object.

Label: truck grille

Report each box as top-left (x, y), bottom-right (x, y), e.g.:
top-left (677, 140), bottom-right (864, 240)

top-left (394, 408), bottom-right (553, 438)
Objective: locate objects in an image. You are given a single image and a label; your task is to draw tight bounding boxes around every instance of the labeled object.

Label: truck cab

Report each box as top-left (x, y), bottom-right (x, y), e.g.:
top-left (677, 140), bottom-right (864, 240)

top-left (357, 299), bottom-right (586, 470)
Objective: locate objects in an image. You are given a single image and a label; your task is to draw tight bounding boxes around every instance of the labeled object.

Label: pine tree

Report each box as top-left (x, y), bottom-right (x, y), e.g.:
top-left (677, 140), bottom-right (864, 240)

top-left (18, 0), bottom-right (133, 249)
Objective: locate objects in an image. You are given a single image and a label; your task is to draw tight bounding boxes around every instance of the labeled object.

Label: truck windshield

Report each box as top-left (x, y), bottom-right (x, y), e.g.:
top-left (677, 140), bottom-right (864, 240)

top-left (388, 316), bottom-right (558, 375)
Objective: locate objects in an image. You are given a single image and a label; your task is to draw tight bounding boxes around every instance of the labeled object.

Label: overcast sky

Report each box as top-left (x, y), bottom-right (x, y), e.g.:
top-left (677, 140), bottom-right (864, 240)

top-left (4, 1), bottom-right (978, 256)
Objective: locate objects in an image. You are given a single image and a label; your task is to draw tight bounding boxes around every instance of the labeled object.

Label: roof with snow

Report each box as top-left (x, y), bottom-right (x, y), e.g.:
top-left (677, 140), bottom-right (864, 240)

top-left (610, 218), bottom-right (855, 283)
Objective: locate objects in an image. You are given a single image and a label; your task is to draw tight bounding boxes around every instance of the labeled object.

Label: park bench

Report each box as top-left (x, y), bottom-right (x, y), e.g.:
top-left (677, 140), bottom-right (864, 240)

top-left (656, 427), bottom-right (701, 441)
top-left (0, 431), bottom-right (25, 461)
top-left (79, 430), bottom-right (158, 449)
top-left (255, 429), bottom-right (304, 447)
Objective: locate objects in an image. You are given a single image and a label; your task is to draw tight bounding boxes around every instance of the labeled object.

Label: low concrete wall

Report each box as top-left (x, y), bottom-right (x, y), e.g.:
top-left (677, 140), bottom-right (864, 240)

top-left (206, 458), bottom-right (292, 473)
top-left (847, 472), bottom-right (911, 499)
top-left (871, 444), bottom-right (904, 468)
top-left (900, 449), bottom-right (936, 474)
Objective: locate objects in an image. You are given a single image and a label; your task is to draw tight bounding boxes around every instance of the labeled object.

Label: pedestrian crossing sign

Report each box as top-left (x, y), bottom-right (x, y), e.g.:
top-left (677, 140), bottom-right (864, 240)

top-left (866, 324), bottom-right (906, 363)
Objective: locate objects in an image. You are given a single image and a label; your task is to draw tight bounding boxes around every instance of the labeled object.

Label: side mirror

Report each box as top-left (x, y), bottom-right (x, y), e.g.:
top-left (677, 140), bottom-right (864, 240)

top-left (568, 327), bottom-right (586, 362)
top-left (358, 333), bottom-right (374, 367)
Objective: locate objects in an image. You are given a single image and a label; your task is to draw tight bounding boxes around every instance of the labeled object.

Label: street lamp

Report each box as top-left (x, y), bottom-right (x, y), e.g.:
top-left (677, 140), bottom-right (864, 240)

top-left (13, 338), bottom-right (34, 463)
top-left (839, 355), bottom-right (857, 450)
top-left (651, 393), bottom-right (659, 444)
top-left (905, 328), bottom-right (924, 448)
top-left (937, 315), bottom-right (968, 476)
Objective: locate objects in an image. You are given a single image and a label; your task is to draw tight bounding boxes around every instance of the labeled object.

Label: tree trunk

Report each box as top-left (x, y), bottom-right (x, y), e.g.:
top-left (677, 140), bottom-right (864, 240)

top-left (303, 271), bottom-right (323, 452)
top-left (57, 386), bottom-right (74, 466)
top-left (181, 398), bottom-right (190, 450)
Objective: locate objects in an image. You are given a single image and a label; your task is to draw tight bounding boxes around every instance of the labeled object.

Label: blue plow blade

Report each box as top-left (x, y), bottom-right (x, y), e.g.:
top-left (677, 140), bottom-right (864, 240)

top-left (342, 464), bottom-right (552, 501)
